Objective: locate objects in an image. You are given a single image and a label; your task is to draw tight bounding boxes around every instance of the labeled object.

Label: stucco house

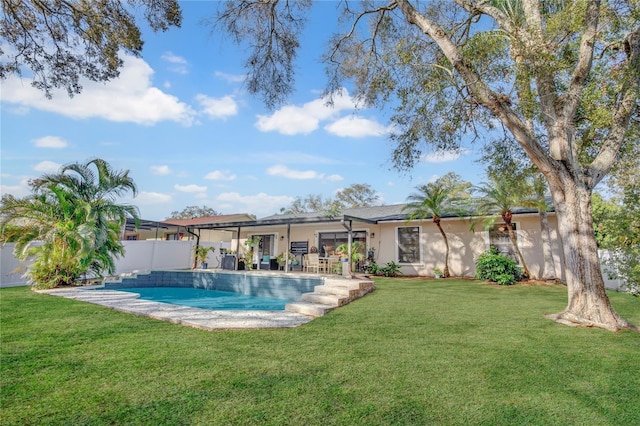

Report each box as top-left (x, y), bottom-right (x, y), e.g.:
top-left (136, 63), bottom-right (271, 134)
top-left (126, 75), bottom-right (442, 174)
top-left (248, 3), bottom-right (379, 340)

top-left (188, 204), bottom-right (564, 280)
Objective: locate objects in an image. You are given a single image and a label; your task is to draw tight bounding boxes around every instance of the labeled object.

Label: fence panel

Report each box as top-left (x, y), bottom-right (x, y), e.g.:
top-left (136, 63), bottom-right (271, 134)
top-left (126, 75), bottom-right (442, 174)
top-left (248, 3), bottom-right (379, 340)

top-left (1, 241), bottom-right (235, 287)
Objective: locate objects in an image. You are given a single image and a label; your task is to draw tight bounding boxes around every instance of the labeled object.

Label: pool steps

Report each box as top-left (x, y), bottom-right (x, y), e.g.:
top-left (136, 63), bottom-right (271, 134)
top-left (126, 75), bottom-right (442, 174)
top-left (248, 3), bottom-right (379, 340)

top-left (285, 277), bottom-right (375, 317)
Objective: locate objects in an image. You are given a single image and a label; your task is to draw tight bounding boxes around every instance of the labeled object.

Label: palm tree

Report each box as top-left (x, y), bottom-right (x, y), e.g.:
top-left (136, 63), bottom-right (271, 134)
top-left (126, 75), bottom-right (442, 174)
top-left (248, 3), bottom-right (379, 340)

top-left (0, 158), bottom-right (139, 288)
top-left (403, 173), bottom-right (470, 278)
top-left (473, 178), bottom-right (531, 279)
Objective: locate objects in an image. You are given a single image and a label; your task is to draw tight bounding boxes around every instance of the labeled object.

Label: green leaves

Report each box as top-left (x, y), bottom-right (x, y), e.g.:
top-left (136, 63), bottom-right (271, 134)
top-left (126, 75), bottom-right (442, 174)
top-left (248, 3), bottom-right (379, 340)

top-left (0, 0), bottom-right (181, 97)
top-left (0, 158), bottom-right (139, 288)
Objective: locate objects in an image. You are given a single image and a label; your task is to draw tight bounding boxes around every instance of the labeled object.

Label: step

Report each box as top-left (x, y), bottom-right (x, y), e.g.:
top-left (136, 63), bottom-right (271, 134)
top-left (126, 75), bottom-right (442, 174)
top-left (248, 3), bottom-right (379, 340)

top-left (285, 301), bottom-right (335, 317)
top-left (300, 292), bottom-right (346, 307)
top-left (324, 278), bottom-right (375, 292)
top-left (313, 284), bottom-right (361, 298)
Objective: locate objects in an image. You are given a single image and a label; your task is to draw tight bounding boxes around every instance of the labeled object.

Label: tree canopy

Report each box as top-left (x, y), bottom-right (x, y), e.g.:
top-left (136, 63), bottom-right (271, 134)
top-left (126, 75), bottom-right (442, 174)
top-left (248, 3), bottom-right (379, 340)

top-left (0, 0), bottom-right (181, 97)
top-left (0, 158), bottom-right (139, 288)
top-left (166, 205), bottom-right (222, 220)
top-left (281, 183), bottom-right (381, 214)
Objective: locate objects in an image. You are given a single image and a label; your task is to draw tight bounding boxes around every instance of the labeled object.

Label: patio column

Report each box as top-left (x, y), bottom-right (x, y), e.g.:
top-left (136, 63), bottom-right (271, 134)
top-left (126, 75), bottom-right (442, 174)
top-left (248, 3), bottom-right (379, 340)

top-left (235, 226), bottom-right (241, 270)
top-left (285, 223), bottom-right (291, 273)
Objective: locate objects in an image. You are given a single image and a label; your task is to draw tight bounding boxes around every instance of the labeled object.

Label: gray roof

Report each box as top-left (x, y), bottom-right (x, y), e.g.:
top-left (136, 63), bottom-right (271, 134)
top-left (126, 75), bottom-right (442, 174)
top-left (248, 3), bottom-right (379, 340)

top-left (259, 199), bottom-right (553, 224)
top-left (182, 199), bottom-right (554, 231)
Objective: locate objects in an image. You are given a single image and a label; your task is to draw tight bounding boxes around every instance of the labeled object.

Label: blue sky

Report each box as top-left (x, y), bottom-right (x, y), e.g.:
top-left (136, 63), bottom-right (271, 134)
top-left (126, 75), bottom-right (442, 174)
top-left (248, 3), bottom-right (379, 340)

top-left (0, 1), bottom-right (487, 221)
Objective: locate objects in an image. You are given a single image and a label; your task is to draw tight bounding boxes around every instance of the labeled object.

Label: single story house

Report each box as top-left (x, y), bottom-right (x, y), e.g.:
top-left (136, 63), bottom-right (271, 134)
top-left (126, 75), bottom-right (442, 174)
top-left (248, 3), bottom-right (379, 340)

top-left (187, 204), bottom-right (564, 280)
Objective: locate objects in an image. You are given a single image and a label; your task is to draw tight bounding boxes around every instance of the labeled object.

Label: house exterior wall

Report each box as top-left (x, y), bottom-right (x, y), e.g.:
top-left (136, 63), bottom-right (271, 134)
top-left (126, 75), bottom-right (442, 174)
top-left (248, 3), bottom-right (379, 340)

top-left (236, 213), bottom-right (566, 280)
top-left (374, 214), bottom-right (565, 279)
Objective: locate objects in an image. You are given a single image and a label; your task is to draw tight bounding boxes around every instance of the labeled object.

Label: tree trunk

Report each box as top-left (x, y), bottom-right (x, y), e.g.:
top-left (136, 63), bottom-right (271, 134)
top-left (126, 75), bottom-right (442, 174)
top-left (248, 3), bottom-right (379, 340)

top-left (434, 217), bottom-right (450, 277)
top-left (538, 210), bottom-right (557, 281)
top-left (546, 178), bottom-right (635, 331)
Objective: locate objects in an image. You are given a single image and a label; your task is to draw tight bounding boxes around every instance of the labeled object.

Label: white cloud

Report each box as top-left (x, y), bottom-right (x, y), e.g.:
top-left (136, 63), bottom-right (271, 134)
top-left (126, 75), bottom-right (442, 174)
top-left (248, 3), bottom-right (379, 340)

top-left (135, 191), bottom-right (173, 204)
top-left (33, 161), bottom-right (61, 173)
top-left (33, 135), bottom-right (68, 149)
top-left (252, 151), bottom-right (338, 165)
top-left (161, 51), bottom-right (187, 64)
top-left (1, 54), bottom-right (196, 125)
top-left (324, 115), bottom-right (389, 138)
top-left (161, 51), bottom-right (188, 74)
top-left (0, 176), bottom-right (31, 197)
top-left (196, 94), bottom-right (238, 119)
top-left (174, 184), bottom-right (207, 193)
top-left (325, 174), bottom-right (344, 182)
top-left (255, 88), bottom-right (358, 135)
top-left (204, 170), bottom-right (237, 181)
top-left (422, 149), bottom-right (471, 163)
top-left (214, 71), bottom-right (245, 84)
top-left (150, 165), bottom-right (172, 175)
top-left (266, 164), bottom-right (323, 180)
top-left (215, 192), bottom-right (293, 216)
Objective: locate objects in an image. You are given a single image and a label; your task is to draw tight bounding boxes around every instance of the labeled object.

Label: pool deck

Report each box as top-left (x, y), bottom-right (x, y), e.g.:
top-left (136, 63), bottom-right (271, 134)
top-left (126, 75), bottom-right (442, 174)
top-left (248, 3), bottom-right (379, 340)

top-left (39, 287), bottom-right (314, 330)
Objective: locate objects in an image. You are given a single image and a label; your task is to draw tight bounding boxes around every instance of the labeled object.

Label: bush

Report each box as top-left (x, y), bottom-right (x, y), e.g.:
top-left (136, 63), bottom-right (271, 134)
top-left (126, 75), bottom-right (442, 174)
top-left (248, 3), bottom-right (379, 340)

top-left (495, 273), bottom-right (516, 286)
top-left (475, 246), bottom-right (522, 285)
top-left (363, 261), bottom-right (402, 277)
top-left (380, 261), bottom-right (402, 277)
top-left (363, 261), bottom-right (380, 275)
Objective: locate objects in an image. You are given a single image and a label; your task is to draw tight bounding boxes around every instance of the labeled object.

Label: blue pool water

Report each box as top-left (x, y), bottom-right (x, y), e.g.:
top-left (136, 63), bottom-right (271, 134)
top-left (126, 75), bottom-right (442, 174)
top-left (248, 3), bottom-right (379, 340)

top-left (112, 287), bottom-right (292, 311)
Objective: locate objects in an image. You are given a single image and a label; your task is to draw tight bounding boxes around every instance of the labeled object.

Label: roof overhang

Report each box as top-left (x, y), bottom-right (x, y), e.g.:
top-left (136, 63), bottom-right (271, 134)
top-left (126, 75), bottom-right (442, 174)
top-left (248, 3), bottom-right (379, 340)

top-left (186, 214), bottom-right (377, 231)
top-left (124, 218), bottom-right (176, 232)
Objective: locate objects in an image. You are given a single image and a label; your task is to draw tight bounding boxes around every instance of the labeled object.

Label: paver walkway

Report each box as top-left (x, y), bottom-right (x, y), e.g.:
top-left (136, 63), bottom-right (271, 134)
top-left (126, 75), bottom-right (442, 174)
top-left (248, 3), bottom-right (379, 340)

top-left (39, 287), bottom-right (313, 330)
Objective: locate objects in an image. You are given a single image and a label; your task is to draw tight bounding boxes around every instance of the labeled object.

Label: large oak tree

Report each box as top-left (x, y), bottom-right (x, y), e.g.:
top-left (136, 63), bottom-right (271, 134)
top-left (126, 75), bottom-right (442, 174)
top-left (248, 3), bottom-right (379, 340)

top-left (215, 0), bottom-right (638, 331)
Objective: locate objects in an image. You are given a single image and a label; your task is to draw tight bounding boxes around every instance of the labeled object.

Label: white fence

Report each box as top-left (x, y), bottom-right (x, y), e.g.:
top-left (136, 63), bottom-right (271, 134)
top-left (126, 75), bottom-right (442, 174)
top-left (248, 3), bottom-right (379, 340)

top-left (0, 241), bottom-right (230, 287)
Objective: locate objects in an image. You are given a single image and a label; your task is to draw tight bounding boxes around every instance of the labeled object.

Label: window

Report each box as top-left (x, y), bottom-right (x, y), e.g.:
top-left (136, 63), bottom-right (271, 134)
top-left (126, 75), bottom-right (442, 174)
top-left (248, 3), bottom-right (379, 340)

top-left (318, 231), bottom-right (366, 257)
top-left (124, 234), bottom-right (139, 240)
top-left (397, 226), bottom-right (421, 264)
top-left (489, 223), bottom-right (519, 263)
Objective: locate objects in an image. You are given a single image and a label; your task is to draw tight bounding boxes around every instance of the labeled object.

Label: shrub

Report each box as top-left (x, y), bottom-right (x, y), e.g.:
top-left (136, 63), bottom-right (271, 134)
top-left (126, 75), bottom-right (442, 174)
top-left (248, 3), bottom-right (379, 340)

top-left (363, 261), bottom-right (380, 275)
top-left (475, 246), bottom-right (522, 285)
top-left (380, 261), bottom-right (402, 277)
top-left (363, 261), bottom-right (402, 277)
top-left (495, 273), bottom-right (517, 286)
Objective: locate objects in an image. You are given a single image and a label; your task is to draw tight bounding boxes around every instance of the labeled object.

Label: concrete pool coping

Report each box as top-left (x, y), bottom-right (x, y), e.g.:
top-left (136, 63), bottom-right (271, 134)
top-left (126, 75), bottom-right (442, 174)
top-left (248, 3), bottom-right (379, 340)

top-left (39, 286), bottom-right (314, 330)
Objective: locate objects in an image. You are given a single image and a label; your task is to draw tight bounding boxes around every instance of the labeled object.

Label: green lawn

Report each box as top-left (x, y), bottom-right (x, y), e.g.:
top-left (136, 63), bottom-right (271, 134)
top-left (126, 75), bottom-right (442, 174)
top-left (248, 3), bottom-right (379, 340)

top-left (1, 279), bottom-right (639, 425)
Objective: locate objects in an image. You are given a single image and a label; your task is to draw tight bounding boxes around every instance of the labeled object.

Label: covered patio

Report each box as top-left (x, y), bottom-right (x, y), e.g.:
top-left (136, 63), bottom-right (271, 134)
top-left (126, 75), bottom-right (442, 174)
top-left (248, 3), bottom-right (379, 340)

top-left (185, 212), bottom-right (379, 275)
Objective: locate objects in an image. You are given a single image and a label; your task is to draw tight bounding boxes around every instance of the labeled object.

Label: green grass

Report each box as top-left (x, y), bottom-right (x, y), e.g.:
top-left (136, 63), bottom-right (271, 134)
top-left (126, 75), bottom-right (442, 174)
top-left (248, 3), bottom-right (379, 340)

top-left (1, 279), bottom-right (639, 426)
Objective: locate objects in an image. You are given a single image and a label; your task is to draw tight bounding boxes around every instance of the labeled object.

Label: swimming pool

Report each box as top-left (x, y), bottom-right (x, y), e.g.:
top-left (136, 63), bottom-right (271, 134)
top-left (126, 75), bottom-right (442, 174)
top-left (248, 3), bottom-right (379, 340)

top-left (111, 287), bottom-right (292, 310)
top-left (102, 270), bottom-right (323, 311)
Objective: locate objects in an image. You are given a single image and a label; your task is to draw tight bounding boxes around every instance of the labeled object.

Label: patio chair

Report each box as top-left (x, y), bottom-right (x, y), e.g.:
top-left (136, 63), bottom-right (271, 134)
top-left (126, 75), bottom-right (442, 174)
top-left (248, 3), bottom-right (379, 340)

top-left (260, 255), bottom-right (271, 270)
top-left (305, 253), bottom-right (323, 273)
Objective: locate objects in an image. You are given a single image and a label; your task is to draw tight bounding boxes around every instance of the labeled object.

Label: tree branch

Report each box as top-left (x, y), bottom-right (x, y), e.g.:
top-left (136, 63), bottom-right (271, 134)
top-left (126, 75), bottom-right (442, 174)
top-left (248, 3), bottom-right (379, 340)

top-left (588, 27), bottom-right (640, 187)
top-left (559, 0), bottom-right (601, 121)
top-left (396, 0), bottom-right (553, 174)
